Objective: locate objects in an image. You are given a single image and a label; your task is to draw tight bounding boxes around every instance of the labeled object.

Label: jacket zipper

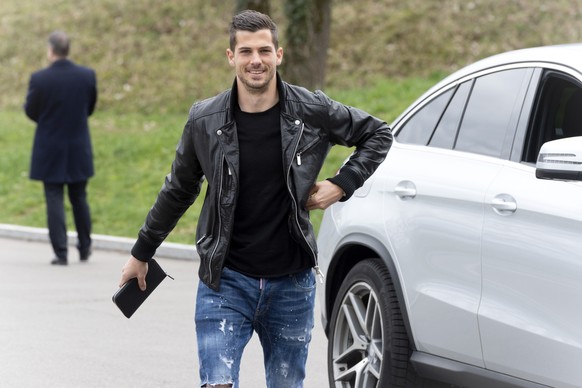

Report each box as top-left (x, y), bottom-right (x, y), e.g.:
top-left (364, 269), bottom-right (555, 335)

top-left (207, 154), bottom-right (227, 285)
top-left (286, 121), bottom-right (324, 284)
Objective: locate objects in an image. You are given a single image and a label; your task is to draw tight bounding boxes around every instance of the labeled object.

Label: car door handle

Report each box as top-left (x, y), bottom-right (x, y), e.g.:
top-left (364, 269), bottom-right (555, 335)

top-left (491, 194), bottom-right (517, 214)
top-left (394, 181), bottom-right (417, 199)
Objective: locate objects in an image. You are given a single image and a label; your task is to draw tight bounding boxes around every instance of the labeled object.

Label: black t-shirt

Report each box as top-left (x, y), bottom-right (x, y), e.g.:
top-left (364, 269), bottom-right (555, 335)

top-left (225, 103), bottom-right (311, 277)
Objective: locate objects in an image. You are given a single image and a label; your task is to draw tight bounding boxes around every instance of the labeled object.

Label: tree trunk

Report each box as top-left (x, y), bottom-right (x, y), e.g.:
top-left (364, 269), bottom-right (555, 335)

top-left (282, 0), bottom-right (332, 90)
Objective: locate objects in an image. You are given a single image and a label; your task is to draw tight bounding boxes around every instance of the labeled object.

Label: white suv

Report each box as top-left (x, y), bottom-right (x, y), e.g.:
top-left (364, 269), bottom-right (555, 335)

top-left (317, 44), bottom-right (582, 388)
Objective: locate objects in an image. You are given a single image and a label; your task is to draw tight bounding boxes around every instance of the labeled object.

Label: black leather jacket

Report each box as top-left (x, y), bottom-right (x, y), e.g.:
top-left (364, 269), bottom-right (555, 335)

top-left (132, 75), bottom-right (392, 290)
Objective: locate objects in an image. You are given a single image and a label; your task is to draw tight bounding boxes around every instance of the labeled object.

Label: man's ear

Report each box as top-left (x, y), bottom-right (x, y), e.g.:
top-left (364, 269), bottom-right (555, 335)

top-left (276, 47), bottom-right (283, 66)
top-left (226, 49), bottom-right (235, 66)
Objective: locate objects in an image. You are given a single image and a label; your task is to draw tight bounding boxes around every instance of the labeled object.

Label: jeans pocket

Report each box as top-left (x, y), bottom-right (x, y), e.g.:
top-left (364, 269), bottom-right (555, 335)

top-left (291, 269), bottom-right (316, 291)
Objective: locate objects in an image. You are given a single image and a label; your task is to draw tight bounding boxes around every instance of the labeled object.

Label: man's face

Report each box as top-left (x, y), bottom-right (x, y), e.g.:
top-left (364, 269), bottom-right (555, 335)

top-left (226, 29), bottom-right (283, 95)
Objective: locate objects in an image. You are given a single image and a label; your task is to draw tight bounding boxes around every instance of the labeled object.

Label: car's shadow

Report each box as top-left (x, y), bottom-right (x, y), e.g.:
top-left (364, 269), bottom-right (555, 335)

top-left (415, 377), bottom-right (458, 387)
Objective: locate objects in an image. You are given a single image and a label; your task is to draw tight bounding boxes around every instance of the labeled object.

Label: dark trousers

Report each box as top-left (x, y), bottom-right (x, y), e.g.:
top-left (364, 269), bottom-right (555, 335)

top-left (43, 181), bottom-right (92, 260)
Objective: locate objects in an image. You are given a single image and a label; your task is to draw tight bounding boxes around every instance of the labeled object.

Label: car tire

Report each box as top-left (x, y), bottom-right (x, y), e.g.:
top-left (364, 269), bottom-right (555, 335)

top-left (328, 258), bottom-right (415, 387)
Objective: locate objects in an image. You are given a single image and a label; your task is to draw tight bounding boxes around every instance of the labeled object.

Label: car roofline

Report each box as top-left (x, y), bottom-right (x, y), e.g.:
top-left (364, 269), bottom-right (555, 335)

top-left (391, 43), bottom-right (582, 130)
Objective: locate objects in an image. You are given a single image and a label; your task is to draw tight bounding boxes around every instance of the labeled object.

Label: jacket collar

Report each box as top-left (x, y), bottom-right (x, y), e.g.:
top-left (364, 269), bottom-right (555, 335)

top-left (276, 72), bottom-right (287, 111)
top-left (50, 58), bottom-right (73, 68)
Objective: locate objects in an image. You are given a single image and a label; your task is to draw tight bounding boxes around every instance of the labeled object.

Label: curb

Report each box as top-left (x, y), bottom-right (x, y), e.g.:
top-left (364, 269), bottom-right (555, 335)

top-left (0, 223), bottom-right (198, 261)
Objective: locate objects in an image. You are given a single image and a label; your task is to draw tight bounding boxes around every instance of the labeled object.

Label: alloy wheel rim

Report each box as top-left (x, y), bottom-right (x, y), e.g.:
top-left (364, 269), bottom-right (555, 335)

top-left (331, 281), bottom-right (384, 388)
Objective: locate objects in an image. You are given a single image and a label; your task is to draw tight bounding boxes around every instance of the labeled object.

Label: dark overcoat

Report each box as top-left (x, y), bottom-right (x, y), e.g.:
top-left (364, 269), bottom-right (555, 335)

top-left (24, 59), bottom-right (97, 183)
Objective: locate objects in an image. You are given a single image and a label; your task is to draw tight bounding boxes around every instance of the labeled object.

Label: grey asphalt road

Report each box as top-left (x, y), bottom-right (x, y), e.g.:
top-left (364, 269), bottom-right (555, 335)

top-left (0, 236), bottom-right (328, 387)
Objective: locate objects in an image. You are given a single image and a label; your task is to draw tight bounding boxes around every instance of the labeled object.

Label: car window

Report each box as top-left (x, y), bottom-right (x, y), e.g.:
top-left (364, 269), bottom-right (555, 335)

top-left (522, 72), bottom-right (582, 163)
top-left (396, 88), bottom-right (454, 145)
top-left (429, 81), bottom-right (472, 149)
top-left (455, 69), bottom-right (530, 158)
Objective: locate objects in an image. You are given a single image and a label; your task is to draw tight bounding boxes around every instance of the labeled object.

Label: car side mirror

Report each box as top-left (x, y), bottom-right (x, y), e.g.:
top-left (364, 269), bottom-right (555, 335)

top-left (535, 136), bottom-right (582, 181)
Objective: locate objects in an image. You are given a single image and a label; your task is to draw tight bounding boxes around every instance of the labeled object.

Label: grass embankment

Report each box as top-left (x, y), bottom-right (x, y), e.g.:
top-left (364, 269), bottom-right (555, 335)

top-left (2, 0), bottom-right (580, 243)
top-left (0, 76), bottom-right (438, 243)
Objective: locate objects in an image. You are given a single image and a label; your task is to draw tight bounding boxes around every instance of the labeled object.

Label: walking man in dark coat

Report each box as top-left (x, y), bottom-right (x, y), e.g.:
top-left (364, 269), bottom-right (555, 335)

top-left (24, 31), bottom-right (98, 265)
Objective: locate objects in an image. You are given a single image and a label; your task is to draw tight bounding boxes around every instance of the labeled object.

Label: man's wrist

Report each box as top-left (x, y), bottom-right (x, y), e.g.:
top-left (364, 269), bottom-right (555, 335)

top-left (326, 170), bottom-right (360, 201)
top-left (131, 238), bottom-right (155, 262)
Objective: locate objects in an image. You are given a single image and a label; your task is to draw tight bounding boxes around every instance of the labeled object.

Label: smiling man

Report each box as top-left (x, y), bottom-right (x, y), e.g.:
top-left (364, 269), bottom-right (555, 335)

top-left (119, 10), bottom-right (392, 388)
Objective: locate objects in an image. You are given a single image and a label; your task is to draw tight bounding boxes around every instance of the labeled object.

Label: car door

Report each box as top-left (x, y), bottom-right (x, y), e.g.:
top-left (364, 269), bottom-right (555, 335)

top-left (386, 67), bottom-right (532, 366)
top-left (480, 71), bottom-right (582, 387)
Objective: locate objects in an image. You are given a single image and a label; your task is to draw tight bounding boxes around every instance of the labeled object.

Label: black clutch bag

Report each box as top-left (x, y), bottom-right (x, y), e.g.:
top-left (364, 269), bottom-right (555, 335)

top-left (112, 259), bottom-right (172, 318)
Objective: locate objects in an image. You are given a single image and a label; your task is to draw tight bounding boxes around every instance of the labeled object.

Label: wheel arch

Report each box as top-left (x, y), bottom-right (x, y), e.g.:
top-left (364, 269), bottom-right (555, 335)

top-left (324, 232), bottom-right (416, 350)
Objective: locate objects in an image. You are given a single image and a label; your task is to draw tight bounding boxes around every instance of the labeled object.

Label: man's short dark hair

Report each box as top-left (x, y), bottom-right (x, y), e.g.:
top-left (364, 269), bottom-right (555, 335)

top-left (229, 10), bottom-right (278, 51)
top-left (48, 31), bottom-right (70, 57)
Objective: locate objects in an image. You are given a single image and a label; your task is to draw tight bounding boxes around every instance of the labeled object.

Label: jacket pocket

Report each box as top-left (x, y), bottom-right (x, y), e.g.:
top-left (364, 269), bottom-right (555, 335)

top-left (219, 157), bottom-right (236, 206)
top-left (295, 132), bottom-right (324, 166)
top-left (195, 233), bottom-right (214, 259)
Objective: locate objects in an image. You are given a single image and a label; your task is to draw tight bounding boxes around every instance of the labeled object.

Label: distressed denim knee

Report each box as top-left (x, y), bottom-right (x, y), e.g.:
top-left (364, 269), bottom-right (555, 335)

top-left (195, 268), bottom-right (256, 387)
top-left (196, 310), bottom-right (240, 387)
top-left (259, 269), bottom-right (316, 388)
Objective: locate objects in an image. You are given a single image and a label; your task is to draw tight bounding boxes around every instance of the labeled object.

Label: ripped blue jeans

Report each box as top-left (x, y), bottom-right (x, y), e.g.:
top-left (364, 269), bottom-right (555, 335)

top-left (195, 266), bottom-right (316, 388)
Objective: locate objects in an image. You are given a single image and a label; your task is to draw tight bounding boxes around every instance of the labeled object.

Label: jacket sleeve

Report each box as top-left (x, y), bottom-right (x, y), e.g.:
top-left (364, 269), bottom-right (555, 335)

top-left (131, 116), bottom-right (205, 261)
top-left (88, 70), bottom-right (98, 116)
top-left (24, 74), bottom-right (40, 122)
top-left (317, 90), bottom-right (393, 200)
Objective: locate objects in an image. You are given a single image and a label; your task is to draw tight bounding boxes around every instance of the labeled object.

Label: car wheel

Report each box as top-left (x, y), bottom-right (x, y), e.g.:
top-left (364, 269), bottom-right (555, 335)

top-left (328, 258), bottom-right (414, 387)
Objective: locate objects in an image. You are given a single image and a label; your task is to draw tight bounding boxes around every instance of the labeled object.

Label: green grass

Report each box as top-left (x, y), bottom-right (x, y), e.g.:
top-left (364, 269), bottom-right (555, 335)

top-left (0, 111), bottom-right (201, 243)
top-left (0, 75), bottom-right (439, 243)
top-left (3, 0), bottom-right (578, 243)
top-left (2, 1), bottom-right (580, 113)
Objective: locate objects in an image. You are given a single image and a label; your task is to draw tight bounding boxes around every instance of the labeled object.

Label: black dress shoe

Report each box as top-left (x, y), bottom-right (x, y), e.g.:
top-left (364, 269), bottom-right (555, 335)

top-left (80, 249), bottom-right (92, 262)
top-left (51, 258), bottom-right (68, 265)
